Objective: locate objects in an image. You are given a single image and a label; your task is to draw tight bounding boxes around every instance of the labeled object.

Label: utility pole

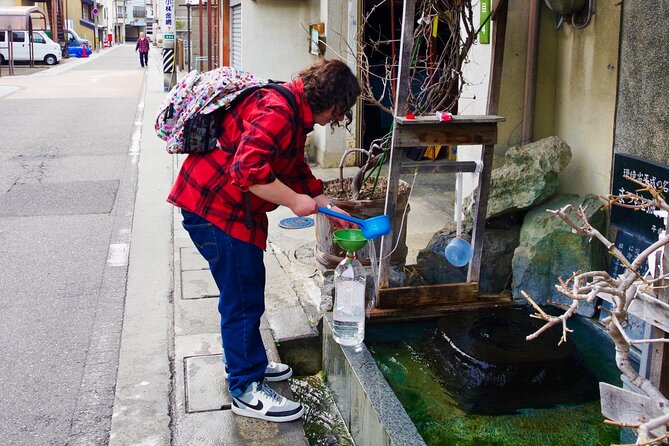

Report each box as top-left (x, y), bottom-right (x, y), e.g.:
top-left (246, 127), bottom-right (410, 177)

top-left (93, 4), bottom-right (98, 51)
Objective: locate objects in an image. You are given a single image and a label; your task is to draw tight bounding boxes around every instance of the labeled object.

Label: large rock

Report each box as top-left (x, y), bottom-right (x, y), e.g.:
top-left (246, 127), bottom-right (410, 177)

top-left (480, 136), bottom-right (572, 219)
top-left (417, 214), bottom-right (523, 293)
top-left (425, 306), bottom-right (598, 415)
top-left (512, 194), bottom-right (606, 316)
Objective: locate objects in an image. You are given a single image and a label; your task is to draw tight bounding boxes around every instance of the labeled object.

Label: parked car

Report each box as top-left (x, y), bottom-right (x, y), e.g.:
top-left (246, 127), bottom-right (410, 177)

top-left (67, 38), bottom-right (92, 58)
top-left (45, 28), bottom-right (91, 57)
top-left (0, 30), bottom-right (62, 65)
top-left (66, 29), bottom-right (90, 49)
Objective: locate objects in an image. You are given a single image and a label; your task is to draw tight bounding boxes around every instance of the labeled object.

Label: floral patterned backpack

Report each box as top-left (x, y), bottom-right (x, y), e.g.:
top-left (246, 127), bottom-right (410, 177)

top-left (155, 66), bottom-right (297, 154)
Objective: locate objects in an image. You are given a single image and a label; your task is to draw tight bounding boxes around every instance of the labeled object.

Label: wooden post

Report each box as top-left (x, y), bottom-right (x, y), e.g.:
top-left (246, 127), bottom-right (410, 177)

top-left (650, 225), bottom-right (669, 395)
top-left (378, 0), bottom-right (416, 290)
top-left (467, 144), bottom-right (494, 283)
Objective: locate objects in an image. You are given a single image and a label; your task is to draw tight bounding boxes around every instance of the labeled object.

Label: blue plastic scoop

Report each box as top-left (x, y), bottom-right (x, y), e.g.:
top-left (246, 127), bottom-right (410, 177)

top-left (318, 207), bottom-right (391, 239)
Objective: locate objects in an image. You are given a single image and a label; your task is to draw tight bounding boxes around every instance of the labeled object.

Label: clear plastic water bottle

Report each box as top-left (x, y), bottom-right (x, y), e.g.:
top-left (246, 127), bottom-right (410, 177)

top-left (333, 252), bottom-right (367, 346)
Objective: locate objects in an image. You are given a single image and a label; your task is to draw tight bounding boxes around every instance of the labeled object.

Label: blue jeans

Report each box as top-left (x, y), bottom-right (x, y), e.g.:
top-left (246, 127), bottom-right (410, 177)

top-left (181, 210), bottom-right (268, 397)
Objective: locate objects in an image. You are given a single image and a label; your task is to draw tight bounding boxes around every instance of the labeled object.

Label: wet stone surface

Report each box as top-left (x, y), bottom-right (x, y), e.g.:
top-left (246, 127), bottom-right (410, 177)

top-left (289, 373), bottom-right (354, 446)
top-left (426, 306), bottom-right (598, 415)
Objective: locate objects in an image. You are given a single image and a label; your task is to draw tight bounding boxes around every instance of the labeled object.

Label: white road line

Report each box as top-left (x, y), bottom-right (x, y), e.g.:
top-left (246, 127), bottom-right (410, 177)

top-left (107, 243), bottom-right (130, 267)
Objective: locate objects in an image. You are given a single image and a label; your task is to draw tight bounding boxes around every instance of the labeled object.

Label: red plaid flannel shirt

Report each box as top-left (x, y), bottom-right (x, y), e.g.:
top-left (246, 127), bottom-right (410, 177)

top-left (167, 78), bottom-right (324, 250)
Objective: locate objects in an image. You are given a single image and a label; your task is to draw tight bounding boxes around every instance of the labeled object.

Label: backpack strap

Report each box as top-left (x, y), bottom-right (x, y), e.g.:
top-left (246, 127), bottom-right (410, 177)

top-left (214, 82), bottom-right (301, 149)
top-left (213, 82), bottom-right (302, 231)
top-left (261, 83), bottom-right (301, 149)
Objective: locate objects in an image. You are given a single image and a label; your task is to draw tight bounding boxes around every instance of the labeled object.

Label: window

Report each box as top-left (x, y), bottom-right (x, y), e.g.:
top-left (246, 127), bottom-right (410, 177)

top-left (12, 32), bottom-right (25, 43)
top-left (231, 4), bottom-right (241, 69)
top-left (32, 33), bottom-right (46, 44)
top-left (0, 32), bottom-right (4, 42)
top-left (82, 5), bottom-right (91, 21)
top-left (133, 6), bottom-right (146, 18)
top-left (117, 5), bottom-right (126, 18)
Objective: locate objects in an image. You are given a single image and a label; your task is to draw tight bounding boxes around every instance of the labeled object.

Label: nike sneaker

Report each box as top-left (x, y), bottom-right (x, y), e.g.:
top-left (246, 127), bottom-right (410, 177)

top-left (224, 361), bottom-right (293, 382)
top-left (231, 380), bottom-right (304, 422)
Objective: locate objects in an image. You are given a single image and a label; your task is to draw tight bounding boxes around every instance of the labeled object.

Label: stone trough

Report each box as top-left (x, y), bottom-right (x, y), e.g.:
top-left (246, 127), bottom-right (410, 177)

top-left (321, 305), bottom-right (615, 445)
top-left (322, 313), bottom-right (427, 446)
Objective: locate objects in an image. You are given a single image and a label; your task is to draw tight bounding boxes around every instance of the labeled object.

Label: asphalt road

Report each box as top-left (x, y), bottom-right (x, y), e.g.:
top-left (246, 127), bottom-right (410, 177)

top-left (0, 45), bottom-right (146, 445)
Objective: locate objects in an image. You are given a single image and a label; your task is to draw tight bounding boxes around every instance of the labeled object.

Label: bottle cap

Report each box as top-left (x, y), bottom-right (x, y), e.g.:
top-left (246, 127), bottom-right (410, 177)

top-left (436, 111), bottom-right (453, 122)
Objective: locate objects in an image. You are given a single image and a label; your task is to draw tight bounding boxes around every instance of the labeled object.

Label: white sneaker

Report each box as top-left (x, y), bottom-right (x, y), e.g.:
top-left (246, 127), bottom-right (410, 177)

top-left (224, 361), bottom-right (293, 382)
top-left (231, 380), bottom-right (304, 422)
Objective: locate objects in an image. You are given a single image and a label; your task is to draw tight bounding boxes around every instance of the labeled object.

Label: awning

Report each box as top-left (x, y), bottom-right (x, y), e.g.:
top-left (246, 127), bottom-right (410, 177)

top-left (0, 6), bottom-right (48, 31)
top-left (80, 19), bottom-right (95, 30)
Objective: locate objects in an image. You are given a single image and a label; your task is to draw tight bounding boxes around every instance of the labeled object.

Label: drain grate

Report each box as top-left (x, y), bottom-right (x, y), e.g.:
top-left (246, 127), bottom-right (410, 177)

top-left (278, 216), bottom-right (314, 229)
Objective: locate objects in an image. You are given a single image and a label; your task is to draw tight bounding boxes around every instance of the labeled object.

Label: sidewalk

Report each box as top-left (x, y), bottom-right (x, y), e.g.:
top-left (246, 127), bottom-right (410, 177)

top-left (109, 52), bottom-right (454, 445)
top-left (108, 54), bottom-right (314, 445)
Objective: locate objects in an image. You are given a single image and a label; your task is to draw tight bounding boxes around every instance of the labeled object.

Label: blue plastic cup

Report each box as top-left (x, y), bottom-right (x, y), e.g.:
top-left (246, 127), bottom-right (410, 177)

top-left (444, 237), bottom-right (473, 267)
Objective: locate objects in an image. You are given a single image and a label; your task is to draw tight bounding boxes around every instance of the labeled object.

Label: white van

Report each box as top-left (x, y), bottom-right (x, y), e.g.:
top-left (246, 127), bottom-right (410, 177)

top-left (0, 30), bottom-right (62, 65)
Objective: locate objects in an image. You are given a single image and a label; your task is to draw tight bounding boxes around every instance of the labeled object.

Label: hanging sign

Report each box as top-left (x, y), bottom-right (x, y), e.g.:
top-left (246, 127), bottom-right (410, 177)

top-left (479, 0), bottom-right (491, 44)
top-left (610, 153), bottom-right (669, 239)
top-left (164, 0), bottom-right (173, 31)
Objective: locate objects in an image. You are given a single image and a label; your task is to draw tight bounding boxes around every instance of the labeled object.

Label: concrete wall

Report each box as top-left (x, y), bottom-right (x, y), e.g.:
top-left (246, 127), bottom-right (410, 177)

top-left (239, 0), bottom-right (356, 167)
top-left (241, 0), bottom-right (319, 81)
top-left (491, 1), bottom-right (621, 197)
top-left (310, 0), bottom-right (358, 168)
top-left (545, 2), bottom-right (621, 196)
top-left (613, 1), bottom-right (669, 165)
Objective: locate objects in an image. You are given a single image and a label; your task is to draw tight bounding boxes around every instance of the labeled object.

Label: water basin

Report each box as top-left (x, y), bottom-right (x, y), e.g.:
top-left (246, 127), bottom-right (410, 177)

top-left (365, 306), bottom-right (621, 446)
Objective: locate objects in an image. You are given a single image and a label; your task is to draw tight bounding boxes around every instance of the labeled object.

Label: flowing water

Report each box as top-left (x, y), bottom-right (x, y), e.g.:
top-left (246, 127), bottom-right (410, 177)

top-left (366, 238), bottom-right (378, 312)
top-left (366, 313), bottom-right (621, 446)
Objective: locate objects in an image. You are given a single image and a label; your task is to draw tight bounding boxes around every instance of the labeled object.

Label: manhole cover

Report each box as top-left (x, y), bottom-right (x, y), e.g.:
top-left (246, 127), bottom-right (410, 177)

top-left (278, 216), bottom-right (314, 229)
top-left (294, 243), bottom-right (315, 261)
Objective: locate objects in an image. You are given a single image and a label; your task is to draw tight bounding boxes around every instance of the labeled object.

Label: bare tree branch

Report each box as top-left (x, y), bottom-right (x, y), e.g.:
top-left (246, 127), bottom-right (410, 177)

top-left (522, 177), bottom-right (669, 444)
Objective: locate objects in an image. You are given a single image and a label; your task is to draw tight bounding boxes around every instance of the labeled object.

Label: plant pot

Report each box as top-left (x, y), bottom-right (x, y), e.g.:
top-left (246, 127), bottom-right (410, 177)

top-left (315, 179), bottom-right (410, 269)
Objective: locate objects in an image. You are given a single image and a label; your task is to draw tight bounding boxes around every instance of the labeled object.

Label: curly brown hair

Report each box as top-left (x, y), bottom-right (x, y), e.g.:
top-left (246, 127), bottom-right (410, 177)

top-left (299, 59), bottom-right (361, 130)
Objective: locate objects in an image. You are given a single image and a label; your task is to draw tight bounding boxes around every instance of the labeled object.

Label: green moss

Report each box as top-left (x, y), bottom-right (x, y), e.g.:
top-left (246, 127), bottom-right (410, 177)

top-left (366, 320), bottom-right (620, 446)
top-left (289, 373), bottom-right (354, 446)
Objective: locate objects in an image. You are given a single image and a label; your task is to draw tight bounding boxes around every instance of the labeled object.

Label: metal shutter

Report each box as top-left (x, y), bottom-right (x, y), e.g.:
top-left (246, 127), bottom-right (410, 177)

top-left (231, 4), bottom-right (241, 69)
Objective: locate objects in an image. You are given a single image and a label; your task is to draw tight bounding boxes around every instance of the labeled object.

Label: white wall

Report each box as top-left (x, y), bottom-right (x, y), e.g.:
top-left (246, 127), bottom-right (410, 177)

top-left (459, 4), bottom-right (493, 200)
top-left (239, 0), bottom-right (357, 168)
top-left (241, 0), bottom-right (320, 81)
top-left (310, 0), bottom-right (358, 168)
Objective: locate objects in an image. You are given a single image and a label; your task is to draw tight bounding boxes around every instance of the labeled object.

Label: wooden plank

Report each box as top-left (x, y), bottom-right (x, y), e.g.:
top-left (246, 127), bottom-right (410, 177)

top-left (467, 144), bottom-right (495, 283)
top-left (649, 243), bottom-right (668, 395)
top-left (633, 291), bottom-right (669, 333)
top-left (599, 291), bottom-right (669, 333)
top-left (221, 0), bottom-right (230, 66)
top-left (400, 160), bottom-right (479, 174)
top-left (393, 121), bottom-right (498, 147)
top-left (367, 296), bottom-right (514, 323)
top-left (378, 0), bottom-right (416, 292)
top-left (377, 282), bottom-right (479, 309)
top-left (599, 382), bottom-right (665, 434)
top-left (395, 115), bottom-right (505, 125)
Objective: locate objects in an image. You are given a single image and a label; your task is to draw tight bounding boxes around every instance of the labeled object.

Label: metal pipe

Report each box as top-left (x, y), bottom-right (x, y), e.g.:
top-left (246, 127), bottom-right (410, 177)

top-left (198, 0), bottom-right (203, 71)
top-left (521, 0), bottom-right (541, 144)
top-left (187, 4), bottom-right (191, 71)
top-left (206, 0), bottom-right (211, 70)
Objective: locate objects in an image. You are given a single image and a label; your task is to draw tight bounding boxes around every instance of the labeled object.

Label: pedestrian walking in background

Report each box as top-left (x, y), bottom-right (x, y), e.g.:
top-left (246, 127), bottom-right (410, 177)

top-left (135, 32), bottom-right (150, 67)
top-left (167, 59), bottom-right (360, 423)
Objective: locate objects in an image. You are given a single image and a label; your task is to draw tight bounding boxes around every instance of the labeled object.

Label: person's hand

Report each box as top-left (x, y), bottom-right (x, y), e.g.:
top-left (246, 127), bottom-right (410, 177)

top-left (326, 205), bottom-right (355, 230)
top-left (289, 194), bottom-right (318, 217)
